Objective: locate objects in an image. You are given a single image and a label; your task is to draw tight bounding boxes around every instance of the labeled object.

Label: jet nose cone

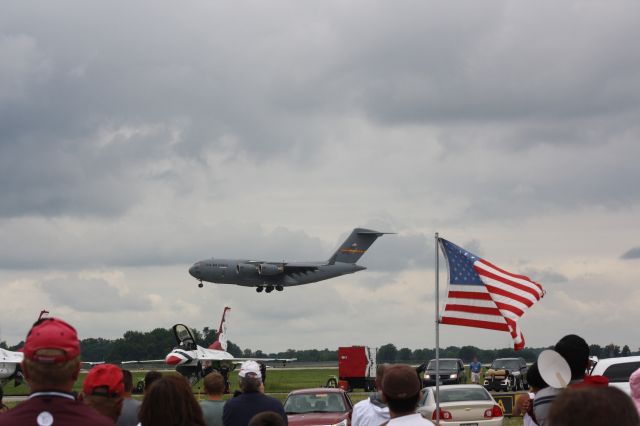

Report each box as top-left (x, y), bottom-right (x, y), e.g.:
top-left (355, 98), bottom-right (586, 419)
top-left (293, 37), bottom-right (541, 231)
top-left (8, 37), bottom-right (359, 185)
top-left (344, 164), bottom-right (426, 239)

top-left (165, 354), bottom-right (185, 365)
top-left (189, 264), bottom-right (199, 278)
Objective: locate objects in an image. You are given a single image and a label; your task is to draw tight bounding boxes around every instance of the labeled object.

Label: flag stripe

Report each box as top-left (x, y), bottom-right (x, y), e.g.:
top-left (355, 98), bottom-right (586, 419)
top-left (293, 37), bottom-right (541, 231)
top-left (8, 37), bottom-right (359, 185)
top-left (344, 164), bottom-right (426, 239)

top-left (448, 291), bottom-right (493, 301)
top-left (485, 284), bottom-right (534, 308)
top-left (476, 265), bottom-right (543, 301)
top-left (440, 316), bottom-right (510, 332)
top-left (444, 304), bottom-right (503, 316)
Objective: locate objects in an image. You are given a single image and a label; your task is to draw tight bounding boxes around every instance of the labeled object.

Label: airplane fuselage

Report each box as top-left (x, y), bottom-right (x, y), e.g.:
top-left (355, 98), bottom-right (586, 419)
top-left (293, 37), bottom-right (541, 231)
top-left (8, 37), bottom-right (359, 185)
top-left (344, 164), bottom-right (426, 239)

top-left (0, 348), bottom-right (23, 386)
top-left (189, 259), bottom-right (365, 287)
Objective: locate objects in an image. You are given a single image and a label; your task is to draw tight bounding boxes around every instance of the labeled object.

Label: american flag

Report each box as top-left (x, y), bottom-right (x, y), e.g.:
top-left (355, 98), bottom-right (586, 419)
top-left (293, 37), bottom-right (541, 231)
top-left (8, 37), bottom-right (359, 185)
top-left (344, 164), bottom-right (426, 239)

top-left (438, 238), bottom-right (545, 350)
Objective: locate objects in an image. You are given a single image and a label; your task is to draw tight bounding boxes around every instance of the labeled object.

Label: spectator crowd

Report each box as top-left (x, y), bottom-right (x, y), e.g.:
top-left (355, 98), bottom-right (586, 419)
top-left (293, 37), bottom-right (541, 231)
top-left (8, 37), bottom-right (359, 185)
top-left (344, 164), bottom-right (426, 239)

top-left (0, 316), bottom-right (638, 425)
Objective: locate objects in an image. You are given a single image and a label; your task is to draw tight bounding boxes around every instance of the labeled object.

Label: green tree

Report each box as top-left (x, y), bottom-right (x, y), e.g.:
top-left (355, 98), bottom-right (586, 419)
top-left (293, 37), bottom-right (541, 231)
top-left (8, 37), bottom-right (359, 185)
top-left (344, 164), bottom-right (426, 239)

top-left (377, 344), bottom-right (397, 363)
top-left (397, 348), bottom-right (412, 362)
top-left (621, 345), bottom-right (631, 357)
top-left (226, 341), bottom-right (243, 357)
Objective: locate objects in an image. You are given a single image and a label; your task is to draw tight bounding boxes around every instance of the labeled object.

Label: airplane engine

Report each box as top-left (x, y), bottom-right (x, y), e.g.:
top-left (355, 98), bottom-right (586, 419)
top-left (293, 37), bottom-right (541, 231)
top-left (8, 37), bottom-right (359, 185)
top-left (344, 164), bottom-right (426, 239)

top-left (236, 263), bottom-right (258, 275)
top-left (258, 263), bottom-right (284, 276)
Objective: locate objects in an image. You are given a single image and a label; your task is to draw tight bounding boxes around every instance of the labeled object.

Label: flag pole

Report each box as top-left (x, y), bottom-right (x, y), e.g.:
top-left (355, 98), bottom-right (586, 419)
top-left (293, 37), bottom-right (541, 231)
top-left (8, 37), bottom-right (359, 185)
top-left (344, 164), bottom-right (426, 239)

top-left (435, 232), bottom-right (440, 424)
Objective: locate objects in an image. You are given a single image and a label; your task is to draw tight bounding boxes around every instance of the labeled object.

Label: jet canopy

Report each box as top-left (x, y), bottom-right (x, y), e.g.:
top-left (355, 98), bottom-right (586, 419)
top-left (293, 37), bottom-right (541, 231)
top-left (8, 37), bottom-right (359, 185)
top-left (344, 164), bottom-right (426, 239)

top-left (172, 324), bottom-right (197, 350)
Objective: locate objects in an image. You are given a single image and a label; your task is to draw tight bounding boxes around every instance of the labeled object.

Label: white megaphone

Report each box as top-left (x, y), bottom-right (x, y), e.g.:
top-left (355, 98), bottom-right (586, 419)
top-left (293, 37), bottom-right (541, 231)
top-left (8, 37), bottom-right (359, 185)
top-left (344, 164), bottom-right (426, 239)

top-left (537, 349), bottom-right (571, 389)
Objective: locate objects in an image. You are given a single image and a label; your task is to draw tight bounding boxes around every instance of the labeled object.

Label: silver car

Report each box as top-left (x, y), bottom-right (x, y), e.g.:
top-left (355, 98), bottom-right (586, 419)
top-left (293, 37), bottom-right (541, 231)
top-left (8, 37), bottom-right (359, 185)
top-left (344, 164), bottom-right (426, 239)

top-left (417, 384), bottom-right (504, 426)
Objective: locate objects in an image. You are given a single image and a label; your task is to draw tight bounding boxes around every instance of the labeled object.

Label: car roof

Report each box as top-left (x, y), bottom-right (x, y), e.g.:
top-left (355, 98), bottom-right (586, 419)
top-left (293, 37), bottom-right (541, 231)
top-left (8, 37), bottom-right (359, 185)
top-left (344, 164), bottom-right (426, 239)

top-left (288, 387), bottom-right (346, 395)
top-left (591, 356), bottom-right (640, 371)
top-left (423, 384), bottom-right (488, 391)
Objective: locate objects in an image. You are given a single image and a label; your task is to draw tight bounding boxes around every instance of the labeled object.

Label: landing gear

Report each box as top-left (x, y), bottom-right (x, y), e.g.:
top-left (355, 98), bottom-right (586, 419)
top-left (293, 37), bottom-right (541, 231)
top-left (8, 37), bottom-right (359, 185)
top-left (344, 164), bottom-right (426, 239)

top-left (198, 281), bottom-right (203, 288)
top-left (256, 285), bottom-right (282, 293)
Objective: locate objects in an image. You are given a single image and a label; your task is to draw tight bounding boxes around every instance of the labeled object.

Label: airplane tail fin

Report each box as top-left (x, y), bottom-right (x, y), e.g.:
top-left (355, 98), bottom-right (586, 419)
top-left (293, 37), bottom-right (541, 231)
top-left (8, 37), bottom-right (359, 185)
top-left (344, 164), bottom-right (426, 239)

top-left (208, 306), bottom-right (230, 351)
top-left (328, 228), bottom-right (392, 264)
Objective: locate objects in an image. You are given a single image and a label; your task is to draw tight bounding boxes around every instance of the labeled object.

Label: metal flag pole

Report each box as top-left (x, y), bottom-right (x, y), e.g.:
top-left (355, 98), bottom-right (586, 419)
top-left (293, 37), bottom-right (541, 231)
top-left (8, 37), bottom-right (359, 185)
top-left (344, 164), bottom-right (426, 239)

top-left (434, 232), bottom-right (440, 424)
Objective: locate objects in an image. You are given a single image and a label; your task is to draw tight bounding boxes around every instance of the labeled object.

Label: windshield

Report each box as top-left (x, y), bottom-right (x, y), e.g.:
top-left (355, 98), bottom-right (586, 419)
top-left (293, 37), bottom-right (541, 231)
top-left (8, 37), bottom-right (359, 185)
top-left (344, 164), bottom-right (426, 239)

top-left (284, 393), bottom-right (346, 414)
top-left (427, 360), bottom-right (458, 370)
top-left (431, 387), bottom-right (492, 403)
top-left (491, 359), bottom-right (520, 370)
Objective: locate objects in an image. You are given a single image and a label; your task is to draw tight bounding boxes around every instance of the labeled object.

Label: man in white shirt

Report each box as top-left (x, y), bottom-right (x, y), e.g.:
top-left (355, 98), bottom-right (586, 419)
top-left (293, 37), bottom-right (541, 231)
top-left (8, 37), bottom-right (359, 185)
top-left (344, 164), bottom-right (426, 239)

top-left (352, 364), bottom-right (390, 426)
top-left (382, 364), bottom-right (434, 425)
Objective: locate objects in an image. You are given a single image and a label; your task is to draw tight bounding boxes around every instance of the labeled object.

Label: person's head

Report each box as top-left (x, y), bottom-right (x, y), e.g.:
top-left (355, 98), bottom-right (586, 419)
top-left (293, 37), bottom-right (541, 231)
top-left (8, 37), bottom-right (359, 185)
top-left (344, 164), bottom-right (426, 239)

top-left (139, 374), bottom-right (205, 426)
top-left (21, 317), bottom-right (81, 392)
top-left (548, 386), bottom-right (639, 426)
top-left (526, 362), bottom-right (548, 393)
top-left (374, 363), bottom-right (388, 389)
top-left (238, 360), bottom-right (262, 393)
top-left (248, 411), bottom-right (286, 426)
top-left (630, 367), bottom-right (640, 412)
top-left (473, 356), bottom-right (478, 362)
top-left (82, 364), bottom-right (125, 421)
top-left (144, 370), bottom-right (162, 393)
top-left (381, 364), bottom-right (422, 417)
top-left (121, 369), bottom-right (134, 396)
top-left (203, 371), bottom-right (225, 397)
top-left (555, 334), bottom-right (589, 381)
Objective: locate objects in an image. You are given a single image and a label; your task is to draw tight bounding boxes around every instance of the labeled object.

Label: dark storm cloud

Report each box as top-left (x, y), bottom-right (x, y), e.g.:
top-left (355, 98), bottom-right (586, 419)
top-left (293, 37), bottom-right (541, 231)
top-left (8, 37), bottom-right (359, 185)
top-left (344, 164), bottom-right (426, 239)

top-left (2, 1), bottom-right (640, 222)
top-left (621, 247), bottom-right (640, 260)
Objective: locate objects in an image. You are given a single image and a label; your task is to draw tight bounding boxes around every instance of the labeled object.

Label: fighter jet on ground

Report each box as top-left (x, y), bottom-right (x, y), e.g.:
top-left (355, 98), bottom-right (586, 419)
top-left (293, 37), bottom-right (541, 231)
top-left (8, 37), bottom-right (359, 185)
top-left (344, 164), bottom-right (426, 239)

top-left (0, 310), bottom-right (50, 388)
top-left (125, 307), bottom-right (294, 385)
top-left (189, 228), bottom-right (392, 293)
top-left (0, 348), bottom-right (24, 387)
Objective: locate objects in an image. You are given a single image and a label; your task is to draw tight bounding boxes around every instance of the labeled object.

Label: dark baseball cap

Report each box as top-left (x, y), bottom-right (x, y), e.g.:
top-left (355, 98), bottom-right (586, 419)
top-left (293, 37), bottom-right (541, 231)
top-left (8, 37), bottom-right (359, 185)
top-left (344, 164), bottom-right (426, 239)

top-left (382, 364), bottom-right (422, 399)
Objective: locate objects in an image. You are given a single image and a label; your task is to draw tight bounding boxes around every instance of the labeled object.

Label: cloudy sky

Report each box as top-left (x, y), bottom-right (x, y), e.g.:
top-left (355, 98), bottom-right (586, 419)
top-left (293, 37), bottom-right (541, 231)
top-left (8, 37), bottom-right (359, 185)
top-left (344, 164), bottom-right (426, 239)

top-left (1, 1), bottom-right (639, 354)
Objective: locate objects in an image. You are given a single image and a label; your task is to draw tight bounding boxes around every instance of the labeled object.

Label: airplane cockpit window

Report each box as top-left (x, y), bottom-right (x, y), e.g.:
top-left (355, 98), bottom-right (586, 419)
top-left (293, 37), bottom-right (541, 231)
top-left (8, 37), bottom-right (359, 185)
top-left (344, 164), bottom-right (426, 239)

top-left (172, 324), bottom-right (197, 348)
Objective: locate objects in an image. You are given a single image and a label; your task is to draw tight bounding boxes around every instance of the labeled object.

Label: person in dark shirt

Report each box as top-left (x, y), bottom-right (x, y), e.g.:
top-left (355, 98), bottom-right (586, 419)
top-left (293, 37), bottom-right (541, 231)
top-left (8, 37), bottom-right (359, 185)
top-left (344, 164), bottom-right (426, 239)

top-left (0, 317), bottom-right (112, 426)
top-left (223, 360), bottom-right (287, 426)
top-left (138, 374), bottom-right (206, 426)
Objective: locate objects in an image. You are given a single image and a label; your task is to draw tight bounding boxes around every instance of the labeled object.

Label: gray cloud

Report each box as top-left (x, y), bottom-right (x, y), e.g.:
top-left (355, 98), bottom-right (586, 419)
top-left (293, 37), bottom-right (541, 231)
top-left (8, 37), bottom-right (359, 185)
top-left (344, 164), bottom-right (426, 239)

top-left (621, 247), bottom-right (640, 260)
top-left (38, 275), bottom-right (152, 312)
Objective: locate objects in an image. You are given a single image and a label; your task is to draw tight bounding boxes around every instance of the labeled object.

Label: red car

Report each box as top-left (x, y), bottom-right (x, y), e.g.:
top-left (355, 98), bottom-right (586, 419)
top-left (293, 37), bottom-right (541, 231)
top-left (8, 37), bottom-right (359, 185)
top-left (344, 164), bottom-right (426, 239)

top-left (284, 387), bottom-right (353, 426)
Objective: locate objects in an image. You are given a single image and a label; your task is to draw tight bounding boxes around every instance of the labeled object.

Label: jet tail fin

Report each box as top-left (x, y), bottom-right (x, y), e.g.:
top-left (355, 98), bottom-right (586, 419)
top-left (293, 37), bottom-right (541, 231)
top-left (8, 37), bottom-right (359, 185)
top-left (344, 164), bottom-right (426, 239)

top-left (328, 228), bottom-right (393, 264)
top-left (208, 306), bottom-right (230, 351)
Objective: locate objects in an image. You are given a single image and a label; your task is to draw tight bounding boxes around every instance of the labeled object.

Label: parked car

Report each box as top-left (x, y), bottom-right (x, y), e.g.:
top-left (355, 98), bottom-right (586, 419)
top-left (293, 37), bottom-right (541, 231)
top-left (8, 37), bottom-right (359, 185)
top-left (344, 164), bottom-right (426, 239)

top-left (417, 384), bottom-right (504, 425)
top-left (483, 358), bottom-right (528, 392)
top-left (284, 387), bottom-right (353, 426)
top-left (422, 358), bottom-right (466, 387)
top-left (589, 355), bottom-right (640, 395)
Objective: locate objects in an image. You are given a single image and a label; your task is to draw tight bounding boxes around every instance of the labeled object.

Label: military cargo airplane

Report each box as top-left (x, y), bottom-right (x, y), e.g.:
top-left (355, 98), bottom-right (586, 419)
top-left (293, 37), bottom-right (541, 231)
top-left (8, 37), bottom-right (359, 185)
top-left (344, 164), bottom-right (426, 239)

top-left (189, 227), bottom-right (392, 293)
top-left (125, 307), bottom-right (294, 385)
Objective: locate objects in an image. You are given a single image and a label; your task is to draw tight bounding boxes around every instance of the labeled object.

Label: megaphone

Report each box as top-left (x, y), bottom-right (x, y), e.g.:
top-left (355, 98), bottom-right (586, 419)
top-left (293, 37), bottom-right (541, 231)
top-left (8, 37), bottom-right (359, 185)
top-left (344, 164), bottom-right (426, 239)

top-left (537, 349), bottom-right (571, 389)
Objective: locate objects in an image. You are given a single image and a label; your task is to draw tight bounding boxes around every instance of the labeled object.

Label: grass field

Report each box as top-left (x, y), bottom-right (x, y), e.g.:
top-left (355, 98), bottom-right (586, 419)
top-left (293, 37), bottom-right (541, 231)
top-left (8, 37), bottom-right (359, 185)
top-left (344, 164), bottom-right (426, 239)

top-left (3, 367), bottom-right (527, 424)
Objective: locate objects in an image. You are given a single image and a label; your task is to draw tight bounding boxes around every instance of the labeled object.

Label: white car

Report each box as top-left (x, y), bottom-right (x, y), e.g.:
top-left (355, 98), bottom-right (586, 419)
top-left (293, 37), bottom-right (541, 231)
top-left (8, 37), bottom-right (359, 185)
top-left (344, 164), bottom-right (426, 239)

top-left (589, 355), bottom-right (640, 395)
top-left (417, 384), bottom-right (504, 426)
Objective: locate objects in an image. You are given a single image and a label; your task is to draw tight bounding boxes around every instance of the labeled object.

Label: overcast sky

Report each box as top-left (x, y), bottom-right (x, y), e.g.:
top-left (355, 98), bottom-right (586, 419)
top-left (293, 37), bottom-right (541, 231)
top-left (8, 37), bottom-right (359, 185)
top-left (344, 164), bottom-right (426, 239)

top-left (1, 1), bottom-right (639, 354)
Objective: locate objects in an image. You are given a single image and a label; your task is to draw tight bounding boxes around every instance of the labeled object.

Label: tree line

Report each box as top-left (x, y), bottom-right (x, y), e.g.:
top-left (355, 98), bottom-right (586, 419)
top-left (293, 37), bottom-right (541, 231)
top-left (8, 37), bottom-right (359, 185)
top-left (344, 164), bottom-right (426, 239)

top-left (1, 328), bottom-right (637, 363)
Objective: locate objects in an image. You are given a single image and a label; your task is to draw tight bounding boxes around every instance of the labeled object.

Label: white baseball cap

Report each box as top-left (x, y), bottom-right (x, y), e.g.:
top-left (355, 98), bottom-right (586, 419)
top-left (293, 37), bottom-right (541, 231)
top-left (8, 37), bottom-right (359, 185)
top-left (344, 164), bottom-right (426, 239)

top-left (239, 360), bottom-right (262, 379)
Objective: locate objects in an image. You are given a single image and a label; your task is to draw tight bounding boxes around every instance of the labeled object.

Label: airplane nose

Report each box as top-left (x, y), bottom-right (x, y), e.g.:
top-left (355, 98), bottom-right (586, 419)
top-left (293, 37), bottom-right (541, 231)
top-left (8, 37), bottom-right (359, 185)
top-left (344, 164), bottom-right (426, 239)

top-left (189, 264), bottom-right (198, 278)
top-left (165, 354), bottom-right (184, 365)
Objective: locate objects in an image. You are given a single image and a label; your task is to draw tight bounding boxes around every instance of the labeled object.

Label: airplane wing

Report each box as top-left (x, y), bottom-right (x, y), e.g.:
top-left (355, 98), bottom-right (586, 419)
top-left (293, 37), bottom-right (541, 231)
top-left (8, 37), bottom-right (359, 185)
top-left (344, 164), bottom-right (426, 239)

top-left (120, 359), bottom-right (167, 365)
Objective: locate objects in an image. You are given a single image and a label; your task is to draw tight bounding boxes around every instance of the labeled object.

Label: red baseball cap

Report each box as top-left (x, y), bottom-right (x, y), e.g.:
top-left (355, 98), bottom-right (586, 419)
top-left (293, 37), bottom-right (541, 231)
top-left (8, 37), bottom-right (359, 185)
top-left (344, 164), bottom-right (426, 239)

top-left (83, 364), bottom-right (125, 397)
top-left (23, 318), bottom-right (81, 363)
